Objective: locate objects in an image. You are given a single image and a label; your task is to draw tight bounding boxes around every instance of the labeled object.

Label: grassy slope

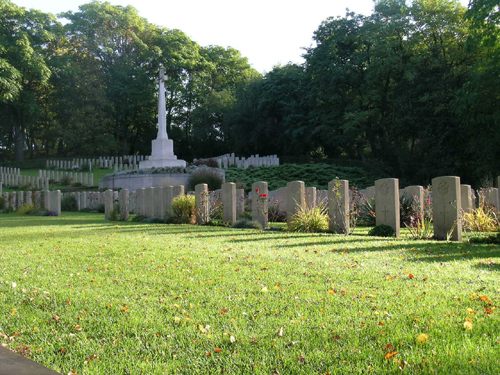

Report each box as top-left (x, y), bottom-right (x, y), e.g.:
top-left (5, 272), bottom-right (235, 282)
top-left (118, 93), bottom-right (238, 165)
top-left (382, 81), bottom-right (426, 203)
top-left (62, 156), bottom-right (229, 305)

top-left (225, 164), bottom-right (387, 191)
top-left (0, 213), bottom-right (499, 374)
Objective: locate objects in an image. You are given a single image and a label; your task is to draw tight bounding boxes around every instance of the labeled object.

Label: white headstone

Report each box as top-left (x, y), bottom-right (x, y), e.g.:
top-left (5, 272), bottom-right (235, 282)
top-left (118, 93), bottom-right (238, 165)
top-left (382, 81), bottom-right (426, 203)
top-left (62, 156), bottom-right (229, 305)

top-left (432, 176), bottom-right (461, 241)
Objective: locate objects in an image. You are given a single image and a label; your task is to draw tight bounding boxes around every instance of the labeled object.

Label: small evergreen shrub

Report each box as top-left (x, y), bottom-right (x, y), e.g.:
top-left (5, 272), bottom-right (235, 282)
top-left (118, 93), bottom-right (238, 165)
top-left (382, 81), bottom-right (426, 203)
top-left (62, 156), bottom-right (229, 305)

top-left (79, 162), bottom-right (90, 172)
top-left (132, 215), bottom-right (147, 222)
top-left (170, 195), bottom-right (196, 224)
top-left (109, 205), bottom-right (120, 221)
top-left (231, 219), bottom-right (263, 230)
top-left (189, 167), bottom-right (223, 191)
top-left (191, 158), bottom-right (219, 168)
top-left (288, 203), bottom-right (329, 233)
top-left (368, 224), bottom-right (396, 237)
top-left (60, 175), bottom-right (72, 186)
top-left (71, 182), bottom-right (83, 187)
top-left (141, 217), bottom-right (165, 224)
top-left (96, 203), bottom-right (105, 213)
top-left (0, 196), bottom-right (5, 210)
top-left (61, 195), bottom-right (79, 211)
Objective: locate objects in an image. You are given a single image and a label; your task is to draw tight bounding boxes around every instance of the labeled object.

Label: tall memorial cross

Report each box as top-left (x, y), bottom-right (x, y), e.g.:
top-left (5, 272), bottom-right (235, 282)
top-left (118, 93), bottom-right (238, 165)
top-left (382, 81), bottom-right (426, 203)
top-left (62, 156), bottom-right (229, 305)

top-left (139, 65), bottom-right (186, 169)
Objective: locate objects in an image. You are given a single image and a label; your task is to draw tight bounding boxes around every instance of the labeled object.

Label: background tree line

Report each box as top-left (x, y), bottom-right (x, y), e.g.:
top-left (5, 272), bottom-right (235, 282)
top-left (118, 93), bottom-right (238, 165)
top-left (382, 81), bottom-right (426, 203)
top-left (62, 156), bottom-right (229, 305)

top-left (1, 0), bottom-right (499, 186)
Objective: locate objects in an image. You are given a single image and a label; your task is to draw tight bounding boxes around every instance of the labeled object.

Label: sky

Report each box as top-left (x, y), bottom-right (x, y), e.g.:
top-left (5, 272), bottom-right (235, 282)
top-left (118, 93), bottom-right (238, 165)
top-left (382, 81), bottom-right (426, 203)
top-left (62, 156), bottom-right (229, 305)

top-left (13, 0), bottom-right (470, 74)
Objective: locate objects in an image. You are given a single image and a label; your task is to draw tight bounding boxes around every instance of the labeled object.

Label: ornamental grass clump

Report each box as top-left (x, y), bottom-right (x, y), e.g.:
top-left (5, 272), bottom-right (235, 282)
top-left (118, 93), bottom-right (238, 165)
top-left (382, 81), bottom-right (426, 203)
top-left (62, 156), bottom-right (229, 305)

top-left (170, 195), bottom-right (196, 224)
top-left (463, 200), bottom-right (499, 233)
top-left (288, 203), bottom-right (329, 233)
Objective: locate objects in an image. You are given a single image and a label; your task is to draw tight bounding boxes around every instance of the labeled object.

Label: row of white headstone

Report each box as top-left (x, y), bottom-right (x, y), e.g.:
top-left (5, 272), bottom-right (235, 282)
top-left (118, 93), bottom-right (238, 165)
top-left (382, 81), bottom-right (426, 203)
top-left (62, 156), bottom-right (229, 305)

top-left (0, 173), bottom-right (50, 190)
top-left (46, 155), bottom-right (149, 171)
top-left (0, 167), bottom-right (20, 175)
top-left (106, 176), bottom-right (499, 242)
top-left (38, 170), bottom-right (94, 186)
top-left (2, 190), bottom-right (61, 215)
top-left (194, 153), bottom-right (280, 169)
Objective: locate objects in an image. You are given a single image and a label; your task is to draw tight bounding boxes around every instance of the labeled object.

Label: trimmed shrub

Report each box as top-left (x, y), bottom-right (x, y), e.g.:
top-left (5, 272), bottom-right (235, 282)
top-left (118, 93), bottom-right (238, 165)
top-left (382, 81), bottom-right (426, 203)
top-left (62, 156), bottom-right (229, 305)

top-left (61, 195), bottom-right (78, 211)
top-left (0, 196), bottom-right (5, 210)
top-left (189, 167), bottom-right (223, 191)
top-left (141, 217), bottom-right (165, 224)
top-left (191, 158), bottom-right (219, 168)
top-left (288, 203), bottom-right (329, 233)
top-left (170, 195), bottom-right (196, 224)
top-left (368, 224), bottom-right (396, 237)
top-left (231, 219), bottom-right (263, 230)
top-left (60, 175), bottom-right (72, 186)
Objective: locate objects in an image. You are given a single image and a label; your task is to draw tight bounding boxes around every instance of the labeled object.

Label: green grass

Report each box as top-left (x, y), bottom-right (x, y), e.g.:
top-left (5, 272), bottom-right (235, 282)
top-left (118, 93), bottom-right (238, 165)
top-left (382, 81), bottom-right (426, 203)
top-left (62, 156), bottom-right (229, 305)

top-left (225, 164), bottom-right (387, 191)
top-left (0, 213), bottom-right (499, 374)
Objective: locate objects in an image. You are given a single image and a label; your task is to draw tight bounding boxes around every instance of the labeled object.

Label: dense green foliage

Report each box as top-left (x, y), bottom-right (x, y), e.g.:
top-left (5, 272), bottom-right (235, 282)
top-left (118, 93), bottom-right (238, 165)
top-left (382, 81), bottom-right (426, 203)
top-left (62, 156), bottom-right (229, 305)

top-left (1, 213), bottom-right (500, 373)
top-left (1, 0), bottom-right (499, 186)
top-left (225, 164), bottom-right (386, 191)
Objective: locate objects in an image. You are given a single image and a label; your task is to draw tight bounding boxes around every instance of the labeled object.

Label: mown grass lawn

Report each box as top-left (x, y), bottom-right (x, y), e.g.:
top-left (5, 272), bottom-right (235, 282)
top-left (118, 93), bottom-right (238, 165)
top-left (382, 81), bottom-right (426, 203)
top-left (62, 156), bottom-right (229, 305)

top-left (0, 213), bottom-right (499, 374)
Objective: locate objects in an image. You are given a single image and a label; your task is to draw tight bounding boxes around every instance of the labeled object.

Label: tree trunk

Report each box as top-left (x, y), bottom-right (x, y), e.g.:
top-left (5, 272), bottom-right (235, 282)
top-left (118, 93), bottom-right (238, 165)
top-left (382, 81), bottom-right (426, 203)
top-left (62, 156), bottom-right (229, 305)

top-left (14, 124), bottom-right (24, 162)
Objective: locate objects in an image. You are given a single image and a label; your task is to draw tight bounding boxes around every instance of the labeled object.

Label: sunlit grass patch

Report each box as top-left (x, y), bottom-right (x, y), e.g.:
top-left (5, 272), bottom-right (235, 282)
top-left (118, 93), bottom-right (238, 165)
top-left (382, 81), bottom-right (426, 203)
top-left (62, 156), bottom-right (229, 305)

top-left (0, 213), bottom-right (499, 374)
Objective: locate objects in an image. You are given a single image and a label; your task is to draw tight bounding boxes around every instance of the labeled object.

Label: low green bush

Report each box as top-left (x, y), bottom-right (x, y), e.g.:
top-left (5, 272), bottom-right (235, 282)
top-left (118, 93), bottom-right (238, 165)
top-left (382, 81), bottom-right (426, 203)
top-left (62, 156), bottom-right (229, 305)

top-left (189, 167), bottom-right (223, 191)
top-left (368, 224), bottom-right (396, 237)
top-left (170, 195), bottom-right (196, 224)
top-left (60, 175), bottom-right (72, 186)
top-left (231, 219), bottom-right (263, 230)
top-left (16, 204), bottom-right (38, 215)
top-left (61, 195), bottom-right (78, 211)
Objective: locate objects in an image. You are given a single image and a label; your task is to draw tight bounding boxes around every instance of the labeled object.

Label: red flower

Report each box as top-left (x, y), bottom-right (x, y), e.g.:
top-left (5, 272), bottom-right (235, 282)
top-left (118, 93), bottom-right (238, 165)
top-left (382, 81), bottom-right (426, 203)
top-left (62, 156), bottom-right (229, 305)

top-left (255, 188), bottom-right (260, 193)
top-left (260, 194), bottom-right (268, 198)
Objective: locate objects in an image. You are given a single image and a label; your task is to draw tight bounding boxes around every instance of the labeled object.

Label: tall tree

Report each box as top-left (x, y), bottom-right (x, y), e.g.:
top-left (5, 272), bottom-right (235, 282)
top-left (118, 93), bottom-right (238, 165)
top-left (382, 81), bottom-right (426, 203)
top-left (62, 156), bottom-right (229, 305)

top-left (0, 0), bottom-right (57, 160)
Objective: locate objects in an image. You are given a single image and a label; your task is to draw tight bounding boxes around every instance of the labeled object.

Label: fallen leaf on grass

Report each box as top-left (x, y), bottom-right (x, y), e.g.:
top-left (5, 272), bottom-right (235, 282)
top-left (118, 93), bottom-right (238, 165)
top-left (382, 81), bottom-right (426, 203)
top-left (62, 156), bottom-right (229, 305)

top-left (464, 321), bottom-right (473, 330)
top-left (214, 348), bottom-right (222, 353)
top-left (385, 351), bottom-right (398, 360)
top-left (415, 334), bottom-right (429, 345)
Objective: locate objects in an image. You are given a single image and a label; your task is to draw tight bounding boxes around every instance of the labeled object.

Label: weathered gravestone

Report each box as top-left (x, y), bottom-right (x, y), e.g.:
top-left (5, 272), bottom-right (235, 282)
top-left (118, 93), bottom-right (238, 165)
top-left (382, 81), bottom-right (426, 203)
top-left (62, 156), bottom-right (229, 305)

top-left (163, 186), bottom-right (174, 220)
top-left (403, 185), bottom-right (424, 215)
top-left (375, 178), bottom-right (400, 237)
top-left (145, 187), bottom-right (154, 218)
top-left (195, 184), bottom-right (209, 225)
top-left (252, 181), bottom-right (268, 229)
top-left (136, 188), bottom-right (146, 216)
top-left (287, 181), bottom-right (305, 226)
top-left (305, 187), bottom-right (317, 209)
top-left (152, 187), bottom-right (163, 219)
top-left (461, 185), bottom-right (473, 214)
top-left (222, 182), bottom-right (237, 224)
top-left (104, 190), bottom-right (114, 220)
top-left (432, 176), bottom-right (461, 241)
top-left (119, 189), bottom-right (130, 221)
top-left (328, 179), bottom-right (349, 234)
top-left (50, 190), bottom-right (61, 216)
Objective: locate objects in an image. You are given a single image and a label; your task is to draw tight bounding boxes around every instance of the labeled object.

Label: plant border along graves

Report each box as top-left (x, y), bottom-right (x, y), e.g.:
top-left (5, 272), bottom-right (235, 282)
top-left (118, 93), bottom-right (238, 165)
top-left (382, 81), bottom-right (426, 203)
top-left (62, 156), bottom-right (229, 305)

top-left (1, 212), bottom-right (499, 374)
